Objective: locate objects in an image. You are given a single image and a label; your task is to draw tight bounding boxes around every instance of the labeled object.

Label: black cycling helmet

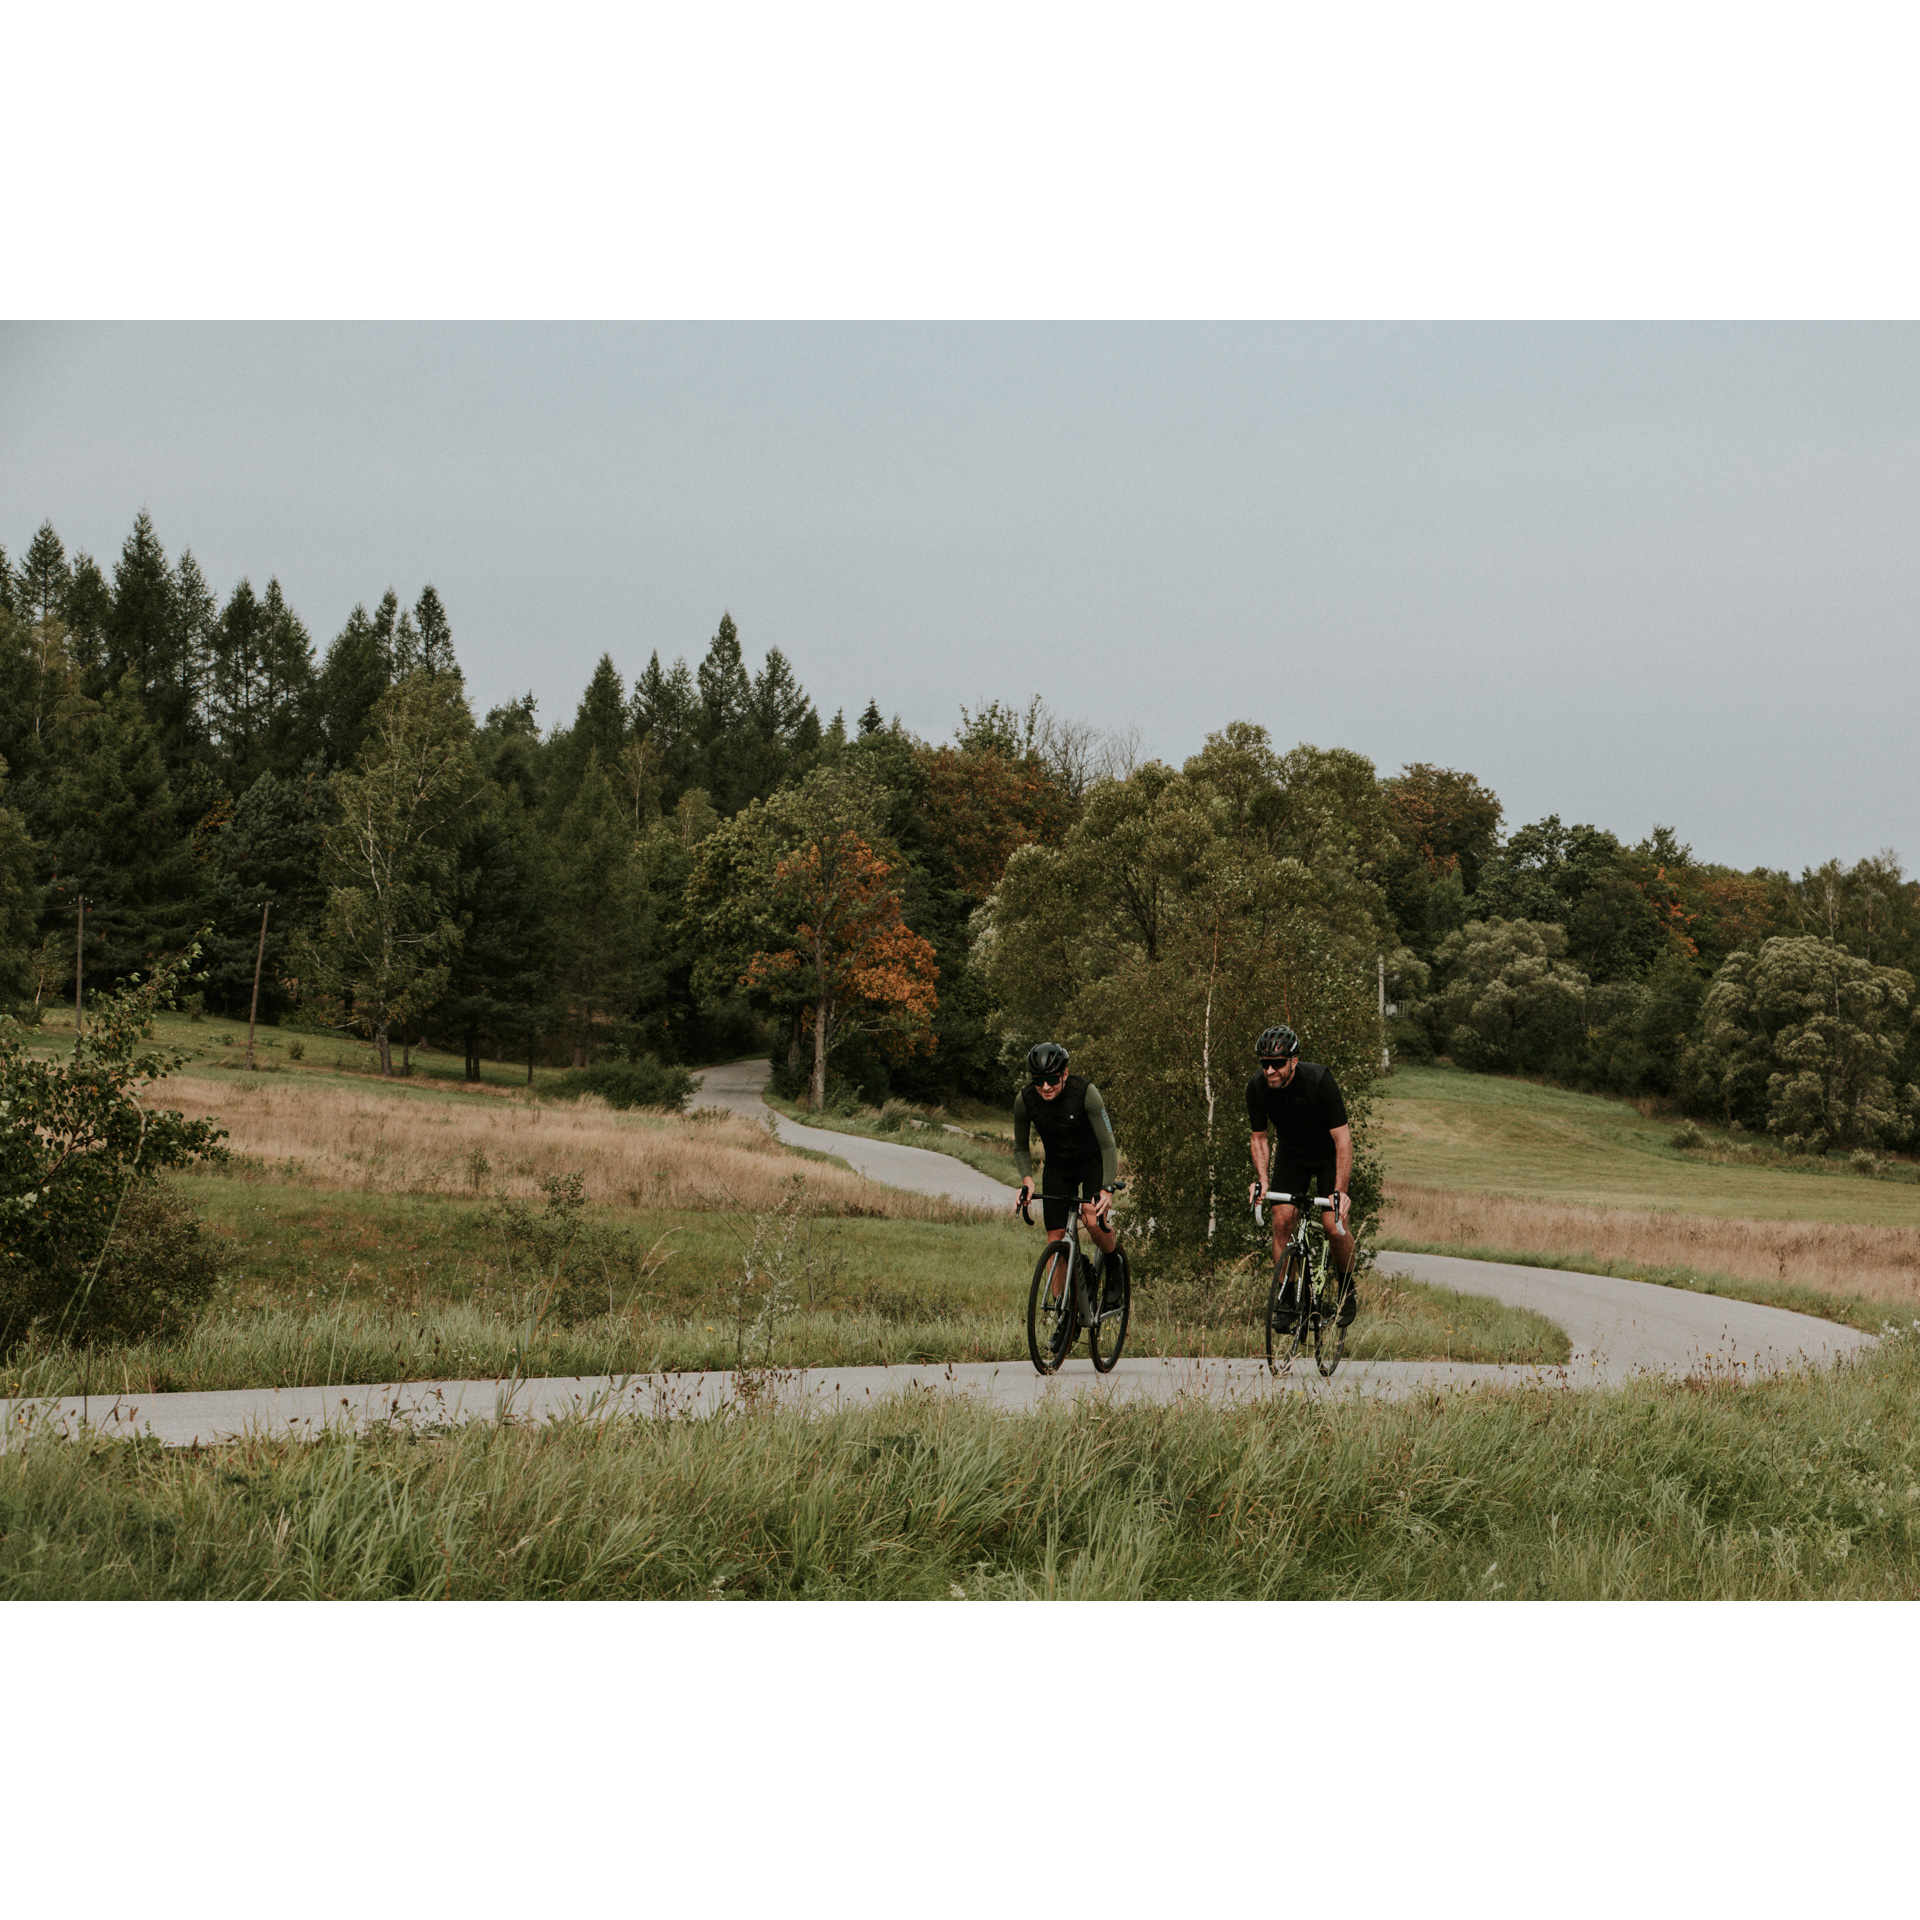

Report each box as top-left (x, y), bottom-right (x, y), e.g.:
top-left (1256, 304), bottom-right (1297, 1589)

top-left (1026, 1041), bottom-right (1070, 1083)
top-left (1255, 1024), bottom-right (1299, 1062)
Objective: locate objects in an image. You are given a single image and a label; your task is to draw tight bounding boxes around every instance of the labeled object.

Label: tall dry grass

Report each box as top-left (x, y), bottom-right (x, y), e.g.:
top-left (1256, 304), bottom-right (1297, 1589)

top-left (158, 1076), bottom-right (980, 1222)
top-left (1387, 1182), bottom-right (1920, 1309)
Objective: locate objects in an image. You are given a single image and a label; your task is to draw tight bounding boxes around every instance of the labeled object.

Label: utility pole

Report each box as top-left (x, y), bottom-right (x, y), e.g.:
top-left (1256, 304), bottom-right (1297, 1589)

top-left (72, 896), bottom-right (86, 1057)
top-left (246, 901), bottom-right (271, 1069)
top-left (1378, 952), bottom-right (1389, 1074)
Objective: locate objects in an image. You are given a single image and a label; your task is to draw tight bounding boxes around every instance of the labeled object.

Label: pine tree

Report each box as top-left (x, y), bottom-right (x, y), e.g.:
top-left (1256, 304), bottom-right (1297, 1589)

top-left (543, 654), bottom-right (629, 822)
top-left (18, 524), bottom-right (69, 630)
top-left (210, 578), bottom-right (319, 789)
top-left (256, 580), bottom-right (319, 775)
top-left (631, 651), bottom-right (700, 808)
top-left (0, 756), bottom-right (43, 1010)
top-left (694, 614), bottom-right (754, 812)
top-left (411, 586), bottom-right (458, 678)
top-left (62, 553), bottom-right (113, 694)
top-left (547, 754), bottom-right (654, 1065)
top-left (168, 549), bottom-right (216, 768)
top-left (314, 604), bottom-right (392, 767)
top-left (438, 780), bottom-right (550, 1080)
top-left (197, 767), bottom-right (327, 1019)
top-left (858, 698), bottom-right (884, 737)
top-left (40, 671), bottom-right (197, 984)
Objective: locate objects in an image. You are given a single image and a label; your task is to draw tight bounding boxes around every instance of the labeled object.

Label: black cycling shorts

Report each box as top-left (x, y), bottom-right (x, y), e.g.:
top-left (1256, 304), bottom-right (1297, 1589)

top-left (1265, 1153), bottom-right (1338, 1211)
top-left (1040, 1165), bottom-right (1106, 1231)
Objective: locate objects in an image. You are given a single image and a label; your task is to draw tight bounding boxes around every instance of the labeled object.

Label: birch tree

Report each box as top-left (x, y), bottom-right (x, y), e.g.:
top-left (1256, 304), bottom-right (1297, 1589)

top-left (302, 672), bottom-right (477, 1074)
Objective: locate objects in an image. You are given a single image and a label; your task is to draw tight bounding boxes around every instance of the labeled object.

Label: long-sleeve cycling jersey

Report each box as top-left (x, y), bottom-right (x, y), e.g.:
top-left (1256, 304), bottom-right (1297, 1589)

top-left (1012, 1076), bottom-right (1119, 1188)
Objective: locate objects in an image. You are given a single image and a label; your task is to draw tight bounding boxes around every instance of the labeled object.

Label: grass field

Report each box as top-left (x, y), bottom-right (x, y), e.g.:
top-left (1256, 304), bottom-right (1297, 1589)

top-left (8, 1330), bottom-right (1919, 1599)
top-left (1377, 1066), bottom-right (1920, 1321)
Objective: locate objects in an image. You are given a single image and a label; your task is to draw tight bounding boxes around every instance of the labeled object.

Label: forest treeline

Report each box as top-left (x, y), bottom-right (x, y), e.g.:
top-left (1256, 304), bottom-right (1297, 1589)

top-left (0, 512), bottom-right (1914, 1217)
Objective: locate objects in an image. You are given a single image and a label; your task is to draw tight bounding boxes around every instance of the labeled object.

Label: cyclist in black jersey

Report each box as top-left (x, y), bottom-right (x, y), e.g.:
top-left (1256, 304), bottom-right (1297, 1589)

top-left (1013, 1041), bottom-right (1124, 1308)
top-left (1245, 1023), bottom-right (1358, 1326)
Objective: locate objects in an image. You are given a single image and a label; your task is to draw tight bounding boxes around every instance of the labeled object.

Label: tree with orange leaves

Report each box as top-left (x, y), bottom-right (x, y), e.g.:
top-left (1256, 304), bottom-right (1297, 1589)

top-left (742, 830), bottom-right (938, 1108)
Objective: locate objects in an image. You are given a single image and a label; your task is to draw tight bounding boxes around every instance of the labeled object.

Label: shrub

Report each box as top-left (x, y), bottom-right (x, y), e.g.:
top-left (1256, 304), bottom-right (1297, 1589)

top-left (65, 1178), bottom-right (226, 1344)
top-left (552, 1056), bottom-right (694, 1112)
top-left (1670, 1121), bottom-right (1704, 1150)
top-left (1850, 1149), bottom-right (1885, 1179)
top-left (0, 950), bottom-right (228, 1354)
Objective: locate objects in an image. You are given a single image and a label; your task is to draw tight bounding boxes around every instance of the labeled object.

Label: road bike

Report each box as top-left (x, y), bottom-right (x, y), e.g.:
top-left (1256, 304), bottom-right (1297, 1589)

top-left (1254, 1188), bottom-right (1352, 1378)
top-left (1022, 1180), bottom-right (1130, 1376)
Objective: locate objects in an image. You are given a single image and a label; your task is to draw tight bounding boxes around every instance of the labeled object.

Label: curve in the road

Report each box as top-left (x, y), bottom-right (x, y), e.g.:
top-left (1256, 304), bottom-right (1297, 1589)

top-left (693, 1058), bottom-right (1013, 1210)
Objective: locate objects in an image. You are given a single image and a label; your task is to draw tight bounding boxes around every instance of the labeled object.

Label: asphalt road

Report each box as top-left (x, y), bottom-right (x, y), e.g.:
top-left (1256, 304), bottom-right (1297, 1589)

top-left (693, 1057), bottom-right (1014, 1210)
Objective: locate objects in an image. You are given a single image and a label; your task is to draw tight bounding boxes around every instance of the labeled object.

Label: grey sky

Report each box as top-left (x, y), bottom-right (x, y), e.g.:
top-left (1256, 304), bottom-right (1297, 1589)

top-left (2, 322), bottom-right (1914, 874)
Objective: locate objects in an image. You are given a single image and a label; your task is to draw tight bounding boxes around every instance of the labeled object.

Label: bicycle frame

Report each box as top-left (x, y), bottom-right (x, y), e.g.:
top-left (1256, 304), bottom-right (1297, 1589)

top-left (1254, 1188), bottom-right (1344, 1323)
top-left (1019, 1182), bottom-right (1126, 1328)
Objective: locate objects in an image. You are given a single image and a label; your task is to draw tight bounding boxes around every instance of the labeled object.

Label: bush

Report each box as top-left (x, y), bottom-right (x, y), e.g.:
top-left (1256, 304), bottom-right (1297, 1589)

top-left (4, 1178), bottom-right (225, 1349)
top-left (76, 1179), bottom-right (225, 1343)
top-left (553, 1056), bottom-right (695, 1112)
top-left (0, 949), bottom-right (228, 1354)
top-left (1850, 1149), bottom-right (1885, 1179)
top-left (1670, 1121), bottom-right (1704, 1150)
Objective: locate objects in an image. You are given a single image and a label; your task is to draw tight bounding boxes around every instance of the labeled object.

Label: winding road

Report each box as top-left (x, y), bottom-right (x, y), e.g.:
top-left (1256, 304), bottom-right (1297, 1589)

top-left (693, 1058), bottom-right (1013, 1208)
top-left (2, 1064), bottom-right (1875, 1447)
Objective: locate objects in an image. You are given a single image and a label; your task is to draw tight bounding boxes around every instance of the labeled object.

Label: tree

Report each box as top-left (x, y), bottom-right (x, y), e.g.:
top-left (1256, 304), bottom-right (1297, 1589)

top-left (974, 729), bottom-right (1391, 1258)
top-left (196, 768), bottom-right (327, 1020)
top-left (39, 672), bottom-right (198, 984)
top-left (1682, 937), bottom-right (1915, 1151)
top-left (742, 832), bottom-right (939, 1107)
top-left (438, 779), bottom-right (550, 1081)
top-left (631, 650), bottom-right (701, 810)
top-left (314, 603), bottom-right (393, 768)
top-left (693, 762), bottom-right (935, 1104)
top-left (407, 586), bottom-right (459, 678)
top-left (1418, 918), bottom-right (1590, 1074)
top-left (547, 754), bottom-right (656, 1066)
top-left (208, 578), bottom-right (319, 789)
top-left (302, 672), bottom-right (478, 1074)
top-left (1380, 761), bottom-right (1503, 951)
top-left (0, 758), bottom-right (43, 1011)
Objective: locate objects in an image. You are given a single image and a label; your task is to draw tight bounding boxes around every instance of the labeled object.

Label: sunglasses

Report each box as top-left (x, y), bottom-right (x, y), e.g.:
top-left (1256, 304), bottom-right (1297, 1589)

top-left (1034, 1070), bottom-right (1068, 1088)
top-left (1258, 1058), bottom-right (1292, 1070)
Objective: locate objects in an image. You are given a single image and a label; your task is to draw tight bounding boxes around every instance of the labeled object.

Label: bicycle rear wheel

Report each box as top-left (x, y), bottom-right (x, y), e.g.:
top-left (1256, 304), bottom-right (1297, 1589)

top-left (1028, 1243), bottom-right (1077, 1374)
top-left (1088, 1247), bottom-right (1130, 1373)
top-left (1265, 1249), bottom-right (1310, 1376)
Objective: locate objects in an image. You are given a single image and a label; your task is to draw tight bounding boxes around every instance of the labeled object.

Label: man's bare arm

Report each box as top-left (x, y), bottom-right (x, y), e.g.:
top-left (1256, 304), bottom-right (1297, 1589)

top-left (1329, 1124), bottom-right (1353, 1223)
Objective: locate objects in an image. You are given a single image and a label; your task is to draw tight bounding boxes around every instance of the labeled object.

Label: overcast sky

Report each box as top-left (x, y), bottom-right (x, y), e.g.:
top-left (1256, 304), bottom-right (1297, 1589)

top-left (2, 322), bottom-right (1914, 874)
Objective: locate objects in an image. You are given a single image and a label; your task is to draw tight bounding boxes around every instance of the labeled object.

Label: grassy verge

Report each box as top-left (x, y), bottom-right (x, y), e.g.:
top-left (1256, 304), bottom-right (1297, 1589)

top-left (1, 1246), bottom-right (1566, 1397)
top-left (7, 1335), bottom-right (1918, 1598)
top-left (761, 1091), bottom-right (1021, 1188)
top-left (1378, 1233), bottom-right (1893, 1335)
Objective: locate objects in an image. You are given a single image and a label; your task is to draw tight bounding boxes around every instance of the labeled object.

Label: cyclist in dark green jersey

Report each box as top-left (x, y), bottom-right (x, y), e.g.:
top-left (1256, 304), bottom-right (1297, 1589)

top-left (1013, 1041), bottom-right (1124, 1308)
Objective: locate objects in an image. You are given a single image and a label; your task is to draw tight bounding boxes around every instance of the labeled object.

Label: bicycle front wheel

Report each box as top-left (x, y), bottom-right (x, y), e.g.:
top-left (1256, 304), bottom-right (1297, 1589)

top-left (1312, 1269), bottom-right (1349, 1379)
top-left (1265, 1249), bottom-right (1310, 1376)
top-left (1028, 1243), bottom-right (1077, 1375)
top-left (1089, 1248), bottom-right (1130, 1373)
